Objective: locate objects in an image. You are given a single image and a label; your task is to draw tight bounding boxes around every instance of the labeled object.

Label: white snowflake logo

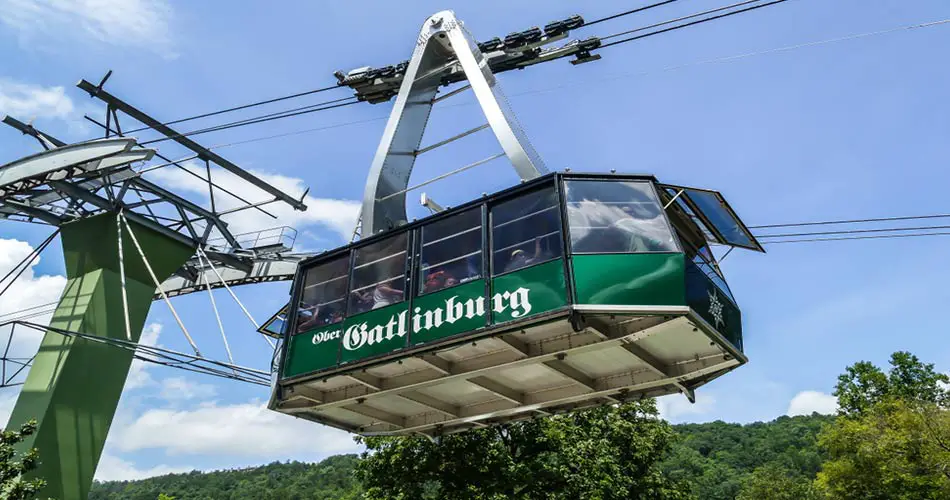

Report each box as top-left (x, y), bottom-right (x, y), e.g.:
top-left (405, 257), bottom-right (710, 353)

top-left (707, 288), bottom-right (725, 330)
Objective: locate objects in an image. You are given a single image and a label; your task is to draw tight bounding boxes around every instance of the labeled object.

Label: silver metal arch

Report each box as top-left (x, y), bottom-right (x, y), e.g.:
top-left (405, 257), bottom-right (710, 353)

top-left (361, 10), bottom-right (547, 235)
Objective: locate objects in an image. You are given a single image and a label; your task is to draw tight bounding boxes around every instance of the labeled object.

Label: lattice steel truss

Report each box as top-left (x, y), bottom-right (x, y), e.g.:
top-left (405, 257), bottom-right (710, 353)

top-left (1, 74), bottom-right (315, 298)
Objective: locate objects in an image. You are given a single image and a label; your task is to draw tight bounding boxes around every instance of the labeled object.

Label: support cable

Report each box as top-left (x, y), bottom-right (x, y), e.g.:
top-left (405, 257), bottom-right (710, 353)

top-left (581, 0), bottom-right (682, 27)
top-left (764, 231), bottom-right (950, 245)
top-left (124, 84), bottom-right (346, 134)
top-left (189, 17), bottom-right (950, 151)
top-left (599, 0), bottom-right (767, 42)
top-left (600, 0), bottom-right (790, 49)
top-left (0, 229), bottom-right (60, 299)
top-left (756, 224), bottom-right (950, 239)
top-left (138, 98), bottom-right (359, 146)
top-left (195, 247), bottom-right (275, 349)
top-left (195, 250), bottom-right (236, 369)
top-left (749, 212), bottom-right (950, 229)
top-left (119, 212), bottom-right (202, 356)
top-left (116, 212), bottom-right (133, 341)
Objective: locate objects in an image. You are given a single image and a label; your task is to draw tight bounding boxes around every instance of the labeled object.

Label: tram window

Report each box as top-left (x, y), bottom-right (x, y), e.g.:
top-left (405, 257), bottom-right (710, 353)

top-left (690, 244), bottom-right (735, 303)
top-left (684, 189), bottom-right (755, 249)
top-left (491, 186), bottom-right (562, 275)
top-left (295, 255), bottom-right (349, 334)
top-left (565, 180), bottom-right (678, 254)
top-left (418, 208), bottom-right (483, 295)
top-left (348, 233), bottom-right (408, 315)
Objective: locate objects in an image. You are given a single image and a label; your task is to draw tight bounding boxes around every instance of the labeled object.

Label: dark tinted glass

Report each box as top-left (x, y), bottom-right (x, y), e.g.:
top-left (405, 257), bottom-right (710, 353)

top-left (295, 255), bottom-right (349, 333)
top-left (348, 233), bottom-right (408, 315)
top-left (491, 186), bottom-right (562, 275)
top-left (566, 180), bottom-right (678, 253)
top-left (419, 208), bottom-right (483, 295)
top-left (686, 189), bottom-right (755, 248)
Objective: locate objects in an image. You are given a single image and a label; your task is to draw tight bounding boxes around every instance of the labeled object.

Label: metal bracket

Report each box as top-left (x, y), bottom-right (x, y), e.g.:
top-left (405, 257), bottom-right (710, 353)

top-left (361, 10), bottom-right (547, 235)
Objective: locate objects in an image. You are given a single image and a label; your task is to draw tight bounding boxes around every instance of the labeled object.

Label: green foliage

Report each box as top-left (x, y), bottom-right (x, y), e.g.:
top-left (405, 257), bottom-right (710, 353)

top-left (356, 399), bottom-right (690, 500)
top-left (817, 351), bottom-right (950, 500)
top-left (834, 351), bottom-right (949, 417)
top-left (157, 494), bottom-right (175, 500)
top-left (88, 455), bottom-right (362, 500)
top-left (0, 418), bottom-right (48, 500)
top-left (662, 414), bottom-right (832, 500)
top-left (82, 350), bottom-right (949, 500)
top-left (737, 463), bottom-right (821, 500)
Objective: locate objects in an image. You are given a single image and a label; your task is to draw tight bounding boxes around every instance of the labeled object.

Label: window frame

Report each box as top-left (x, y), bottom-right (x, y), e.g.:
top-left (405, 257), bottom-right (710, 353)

top-left (489, 185), bottom-right (565, 278)
top-left (346, 231), bottom-right (410, 316)
top-left (563, 179), bottom-right (681, 255)
top-left (415, 207), bottom-right (485, 297)
top-left (288, 249), bottom-right (352, 337)
top-left (660, 183), bottom-right (764, 252)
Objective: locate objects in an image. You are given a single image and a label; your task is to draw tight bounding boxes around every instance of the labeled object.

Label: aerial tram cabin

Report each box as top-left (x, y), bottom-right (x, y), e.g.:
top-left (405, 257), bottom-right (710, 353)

top-left (270, 172), bottom-right (762, 436)
top-left (268, 10), bottom-right (764, 436)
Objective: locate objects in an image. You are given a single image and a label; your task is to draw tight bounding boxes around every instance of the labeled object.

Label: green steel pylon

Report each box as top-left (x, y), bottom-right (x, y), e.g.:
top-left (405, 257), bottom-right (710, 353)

top-left (5, 212), bottom-right (195, 500)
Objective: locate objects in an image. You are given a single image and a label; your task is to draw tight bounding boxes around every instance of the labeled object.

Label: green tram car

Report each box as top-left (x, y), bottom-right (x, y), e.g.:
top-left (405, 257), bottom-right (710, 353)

top-left (270, 172), bottom-right (763, 436)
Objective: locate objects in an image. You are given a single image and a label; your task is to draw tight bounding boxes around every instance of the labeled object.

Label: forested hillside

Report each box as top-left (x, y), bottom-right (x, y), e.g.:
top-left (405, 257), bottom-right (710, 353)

top-left (88, 414), bottom-right (832, 500)
top-left (88, 455), bottom-right (362, 500)
top-left (85, 350), bottom-right (949, 500)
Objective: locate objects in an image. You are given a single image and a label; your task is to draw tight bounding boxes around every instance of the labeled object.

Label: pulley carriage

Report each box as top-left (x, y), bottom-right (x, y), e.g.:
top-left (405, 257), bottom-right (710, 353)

top-left (271, 172), bottom-right (761, 436)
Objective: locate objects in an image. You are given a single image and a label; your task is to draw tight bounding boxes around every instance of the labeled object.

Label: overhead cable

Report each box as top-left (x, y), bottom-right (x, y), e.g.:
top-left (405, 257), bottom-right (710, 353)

top-left (199, 16), bottom-right (950, 153)
top-left (139, 97), bottom-right (359, 145)
top-left (763, 231), bottom-right (950, 245)
top-left (600, 0), bottom-right (790, 49)
top-left (125, 84), bottom-right (345, 134)
top-left (599, 0), bottom-right (768, 42)
top-left (748, 213), bottom-right (950, 229)
top-left (581, 0), bottom-right (683, 28)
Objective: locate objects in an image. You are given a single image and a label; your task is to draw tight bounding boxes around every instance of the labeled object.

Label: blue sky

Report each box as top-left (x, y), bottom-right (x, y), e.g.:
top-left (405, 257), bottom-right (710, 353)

top-left (1, 0), bottom-right (949, 481)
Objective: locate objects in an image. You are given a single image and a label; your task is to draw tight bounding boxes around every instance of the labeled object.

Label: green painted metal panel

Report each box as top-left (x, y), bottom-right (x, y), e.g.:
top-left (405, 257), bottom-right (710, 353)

top-left (491, 259), bottom-right (567, 324)
top-left (5, 213), bottom-right (194, 500)
top-left (338, 302), bottom-right (410, 364)
top-left (571, 253), bottom-right (685, 307)
top-left (284, 323), bottom-right (344, 378)
top-left (410, 279), bottom-right (486, 345)
top-left (685, 260), bottom-right (743, 351)
top-left (283, 262), bottom-right (569, 379)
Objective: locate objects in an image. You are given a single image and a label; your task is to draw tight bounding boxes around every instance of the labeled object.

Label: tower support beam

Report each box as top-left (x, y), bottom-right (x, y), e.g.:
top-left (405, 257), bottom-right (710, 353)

top-left (4, 212), bottom-right (194, 500)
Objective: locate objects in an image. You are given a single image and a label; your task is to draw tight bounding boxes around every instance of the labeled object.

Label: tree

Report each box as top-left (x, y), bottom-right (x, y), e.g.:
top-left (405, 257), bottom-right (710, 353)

top-left (737, 463), bottom-right (821, 500)
top-left (356, 399), bottom-right (690, 500)
top-left (157, 494), bottom-right (175, 500)
top-left (833, 351), bottom-right (949, 417)
top-left (0, 419), bottom-right (47, 500)
top-left (817, 352), bottom-right (950, 499)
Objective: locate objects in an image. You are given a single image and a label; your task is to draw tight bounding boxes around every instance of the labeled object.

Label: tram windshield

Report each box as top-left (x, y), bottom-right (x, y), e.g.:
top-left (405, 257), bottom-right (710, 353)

top-left (565, 180), bottom-right (678, 253)
top-left (491, 187), bottom-right (562, 275)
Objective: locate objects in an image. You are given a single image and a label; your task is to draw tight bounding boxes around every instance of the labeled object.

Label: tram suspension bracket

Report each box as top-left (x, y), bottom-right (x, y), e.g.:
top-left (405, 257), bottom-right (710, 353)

top-left (360, 10), bottom-right (551, 236)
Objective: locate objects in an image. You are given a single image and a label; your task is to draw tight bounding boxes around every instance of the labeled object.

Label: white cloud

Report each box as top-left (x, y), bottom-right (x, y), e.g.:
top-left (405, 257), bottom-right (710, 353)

top-left (657, 391), bottom-right (716, 422)
top-left (0, 238), bottom-right (68, 365)
top-left (159, 376), bottom-right (217, 402)
top-left (0, 79), bottom-right (74, 120)
top-left (125, 322), bottom-right (163, 390)
top-left (145, 163), bottom-right (361, 243)
top-left (0, 0), bottom-right (176, 58)
top-left (787, 390), bottom-right (838, 417)
top-left (95, 452), bottom-right (193, 482)
top-left (113, 400), bottom-right (360, 458)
